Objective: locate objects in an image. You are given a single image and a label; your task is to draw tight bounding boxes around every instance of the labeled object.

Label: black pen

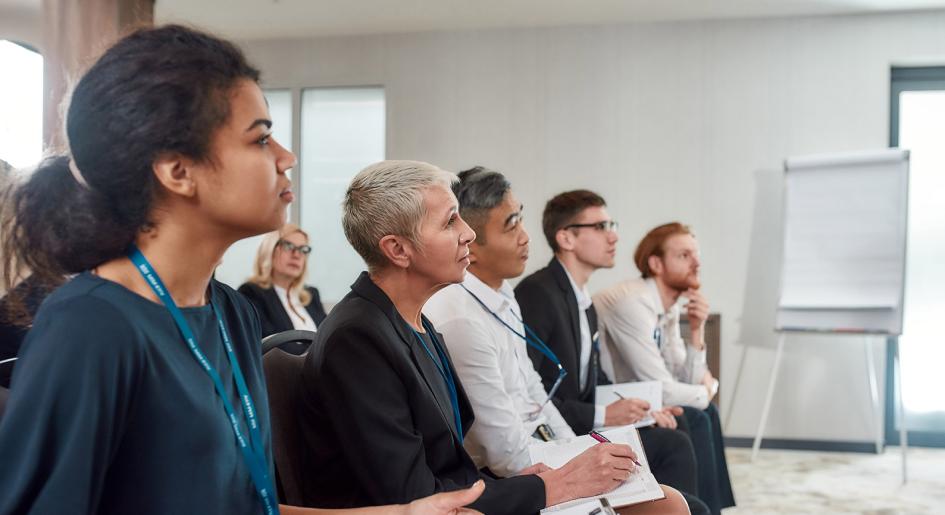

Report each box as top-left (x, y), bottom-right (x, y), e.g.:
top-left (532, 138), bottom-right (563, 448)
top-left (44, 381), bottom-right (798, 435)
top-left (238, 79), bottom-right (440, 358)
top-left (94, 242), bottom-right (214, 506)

top-left (588, 430), bottom-right (643, 467)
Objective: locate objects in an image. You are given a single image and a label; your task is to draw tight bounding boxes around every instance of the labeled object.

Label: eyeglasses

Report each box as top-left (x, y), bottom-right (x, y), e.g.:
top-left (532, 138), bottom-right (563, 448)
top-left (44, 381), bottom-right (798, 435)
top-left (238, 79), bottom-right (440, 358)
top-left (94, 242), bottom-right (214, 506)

top-left (563, 220), bottom-right (619, 233)
top-left (277, 240), bottom-right (312, 255)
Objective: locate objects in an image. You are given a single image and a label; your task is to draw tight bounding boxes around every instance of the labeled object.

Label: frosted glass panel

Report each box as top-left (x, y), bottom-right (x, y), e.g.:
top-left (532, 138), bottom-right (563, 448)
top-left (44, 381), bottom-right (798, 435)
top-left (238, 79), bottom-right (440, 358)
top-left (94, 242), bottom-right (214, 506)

top-left (0, 41), bottom-right (42, 169)
top-left (899, 90), bottom-right (945, 427)
top-left (300, 87), bottom-right (385, 304)
top-left (216, 90), bottom-right (293, 290)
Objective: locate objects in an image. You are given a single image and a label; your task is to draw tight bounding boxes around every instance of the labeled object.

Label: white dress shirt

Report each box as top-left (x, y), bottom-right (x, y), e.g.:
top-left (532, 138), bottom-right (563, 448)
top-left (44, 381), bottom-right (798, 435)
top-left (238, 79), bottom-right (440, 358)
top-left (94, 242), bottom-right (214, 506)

top-left (593, 278), bottom-right (710, 409)
top-left (424, 273), bottom-right (575, 477)
top-left (273, 285), bottom-right (317, 332)
top-left (558, 260), bottom-right (607, 428)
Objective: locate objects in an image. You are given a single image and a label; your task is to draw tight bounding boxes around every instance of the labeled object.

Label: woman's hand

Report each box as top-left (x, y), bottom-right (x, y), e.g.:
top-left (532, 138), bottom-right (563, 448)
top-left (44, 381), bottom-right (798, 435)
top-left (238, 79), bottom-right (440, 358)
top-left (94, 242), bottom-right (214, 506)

top-left (517, 462), bottom-right (552, 476)
top-left (405, 480), bottom-right (485, 515)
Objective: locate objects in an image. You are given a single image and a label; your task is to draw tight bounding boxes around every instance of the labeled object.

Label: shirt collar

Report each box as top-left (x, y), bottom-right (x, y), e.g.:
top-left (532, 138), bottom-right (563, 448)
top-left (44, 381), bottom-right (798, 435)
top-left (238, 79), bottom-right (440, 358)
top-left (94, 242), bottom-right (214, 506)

top-left (463, 272), bottom-right (513, 314)
top-left (645, 277), bottom-right (682, 319)
top-left (557, 258), bottom-right (592, 311)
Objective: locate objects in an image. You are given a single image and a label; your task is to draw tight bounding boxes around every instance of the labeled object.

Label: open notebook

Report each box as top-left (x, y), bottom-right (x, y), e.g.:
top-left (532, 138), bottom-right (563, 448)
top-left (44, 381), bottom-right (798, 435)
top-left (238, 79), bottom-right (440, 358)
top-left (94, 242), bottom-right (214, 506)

top-left (528, 426), bottom-right (664, 513)
top-left (596, 381), bottom-right (663, 429)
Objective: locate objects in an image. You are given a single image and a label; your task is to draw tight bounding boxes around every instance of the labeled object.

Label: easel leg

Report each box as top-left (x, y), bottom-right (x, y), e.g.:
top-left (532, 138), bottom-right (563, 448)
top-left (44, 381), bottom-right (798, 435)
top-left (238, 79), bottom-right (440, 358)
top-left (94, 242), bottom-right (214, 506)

top-left (894, 340), bottom-right (908, 484)
top-left (723, 345), bottom-right (749, 433)
top-left (865, 337), bottom-right (882, 454)
top-left (752, 332), bottom-right (785, 462)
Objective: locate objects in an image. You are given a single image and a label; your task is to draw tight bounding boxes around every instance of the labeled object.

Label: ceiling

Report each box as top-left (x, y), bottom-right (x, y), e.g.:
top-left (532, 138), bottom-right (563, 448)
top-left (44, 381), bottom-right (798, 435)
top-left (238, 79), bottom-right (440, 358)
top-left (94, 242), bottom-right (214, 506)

top-left (4, 0), bottom-right (945, 40)
top-left (152, 0), bottom-right (945, 40)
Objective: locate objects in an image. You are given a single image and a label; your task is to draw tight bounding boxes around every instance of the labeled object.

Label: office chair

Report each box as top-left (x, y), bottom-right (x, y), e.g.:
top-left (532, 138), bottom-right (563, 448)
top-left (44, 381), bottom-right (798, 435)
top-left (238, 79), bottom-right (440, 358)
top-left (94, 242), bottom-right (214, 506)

top-left (0, 385), bottom-right (8, 421)
top-left (261, 330), bottom-right (315, 505)
top-left (262, 330), bottom-right (316, 356)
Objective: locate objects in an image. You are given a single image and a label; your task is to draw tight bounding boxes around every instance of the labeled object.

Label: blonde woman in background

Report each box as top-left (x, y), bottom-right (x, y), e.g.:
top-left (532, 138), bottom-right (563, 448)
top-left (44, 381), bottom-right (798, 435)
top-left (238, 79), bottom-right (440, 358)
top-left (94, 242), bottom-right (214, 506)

top-left (239, 224), bottom-right (328, 338)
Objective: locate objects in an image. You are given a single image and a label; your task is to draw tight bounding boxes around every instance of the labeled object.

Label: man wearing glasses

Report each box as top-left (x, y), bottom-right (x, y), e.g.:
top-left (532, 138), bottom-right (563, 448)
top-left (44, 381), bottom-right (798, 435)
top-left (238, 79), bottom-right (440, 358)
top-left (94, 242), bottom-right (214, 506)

top-left (515, 191), bottom-right (708, 512)
top-left (425, 173), bottom-right (708, 514)
top-left (297, 161), bottom-right (689, 515)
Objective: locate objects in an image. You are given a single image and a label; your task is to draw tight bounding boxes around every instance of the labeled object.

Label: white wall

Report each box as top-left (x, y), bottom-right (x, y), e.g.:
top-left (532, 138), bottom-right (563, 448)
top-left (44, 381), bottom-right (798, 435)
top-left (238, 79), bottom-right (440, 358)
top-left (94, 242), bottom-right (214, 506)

top-left (238, 10), bottom-right (945, 443)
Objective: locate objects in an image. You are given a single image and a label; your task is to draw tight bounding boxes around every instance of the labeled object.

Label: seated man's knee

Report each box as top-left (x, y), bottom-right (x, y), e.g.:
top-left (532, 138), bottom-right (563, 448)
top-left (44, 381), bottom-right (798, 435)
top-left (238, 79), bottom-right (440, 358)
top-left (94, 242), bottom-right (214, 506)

top-left (683, 405), bottom-right (710, 427)
top-left (667, 427), bottom-right (696, 453)
top-left (704, 402), bottom-right (720, 419)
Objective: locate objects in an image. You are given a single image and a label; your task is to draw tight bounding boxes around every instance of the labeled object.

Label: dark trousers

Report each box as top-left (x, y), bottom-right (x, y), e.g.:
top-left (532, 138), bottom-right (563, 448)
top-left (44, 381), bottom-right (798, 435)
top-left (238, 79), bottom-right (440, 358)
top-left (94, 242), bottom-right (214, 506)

top-left (639, 426), bottom-right (709, 515)
top-left (676, 404), bottom-right (736, 515)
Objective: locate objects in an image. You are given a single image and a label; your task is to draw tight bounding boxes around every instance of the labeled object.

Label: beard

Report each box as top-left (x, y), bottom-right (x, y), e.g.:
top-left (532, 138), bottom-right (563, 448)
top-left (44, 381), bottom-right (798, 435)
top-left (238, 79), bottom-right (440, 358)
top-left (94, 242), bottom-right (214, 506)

top-left (665, 270), bottom-right (700, 291)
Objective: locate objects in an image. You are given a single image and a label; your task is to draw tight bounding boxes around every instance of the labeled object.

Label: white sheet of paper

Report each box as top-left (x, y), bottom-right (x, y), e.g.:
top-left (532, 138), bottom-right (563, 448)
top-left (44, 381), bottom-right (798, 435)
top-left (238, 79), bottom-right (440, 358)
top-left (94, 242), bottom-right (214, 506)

top-left (779, 158), bottom-right (907, 310)
top-left (596, 381), bottom-right (663, 429)
top-left (529, 426), bottom-right (664, 513)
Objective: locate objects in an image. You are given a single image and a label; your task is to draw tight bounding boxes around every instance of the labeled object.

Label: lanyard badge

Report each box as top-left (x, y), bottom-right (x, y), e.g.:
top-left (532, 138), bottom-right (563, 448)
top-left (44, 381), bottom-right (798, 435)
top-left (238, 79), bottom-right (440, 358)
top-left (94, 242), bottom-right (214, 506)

top-left (128, 245), bottom-right (278, 515)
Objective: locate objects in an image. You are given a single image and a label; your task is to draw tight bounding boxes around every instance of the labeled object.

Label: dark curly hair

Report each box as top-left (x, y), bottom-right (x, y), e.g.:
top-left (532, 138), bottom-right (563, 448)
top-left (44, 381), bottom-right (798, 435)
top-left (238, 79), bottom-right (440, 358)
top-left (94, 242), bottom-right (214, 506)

top-left (1, 25), bottom-right (260, 326)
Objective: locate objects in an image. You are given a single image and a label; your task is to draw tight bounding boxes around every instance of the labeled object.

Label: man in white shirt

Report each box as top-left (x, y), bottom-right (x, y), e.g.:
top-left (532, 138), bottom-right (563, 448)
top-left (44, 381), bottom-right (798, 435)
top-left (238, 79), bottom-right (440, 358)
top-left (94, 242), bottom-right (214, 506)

top-left (428, 170), bottom-right (708, 515)
top-left (593, 222), bottom-right (734, 514)
top-left (423, 169), bottom-right (573, 476)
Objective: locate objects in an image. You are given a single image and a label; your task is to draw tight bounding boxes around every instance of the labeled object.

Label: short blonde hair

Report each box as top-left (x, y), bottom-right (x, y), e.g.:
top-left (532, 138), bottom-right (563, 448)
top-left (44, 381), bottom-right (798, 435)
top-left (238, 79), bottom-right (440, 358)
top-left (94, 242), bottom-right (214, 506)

top-left (343, 160), bottom-right (458, 272)
top-left (246, 223), bottom-right (312, 306)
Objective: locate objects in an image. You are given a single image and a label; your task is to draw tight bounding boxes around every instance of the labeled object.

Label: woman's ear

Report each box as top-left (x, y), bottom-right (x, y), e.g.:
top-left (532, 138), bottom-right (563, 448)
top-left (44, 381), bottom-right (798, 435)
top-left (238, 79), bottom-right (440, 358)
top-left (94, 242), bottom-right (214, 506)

top-left (152, 153), bottom-right (198, 198)
top-left (378, 235), bottom-right (412, 270)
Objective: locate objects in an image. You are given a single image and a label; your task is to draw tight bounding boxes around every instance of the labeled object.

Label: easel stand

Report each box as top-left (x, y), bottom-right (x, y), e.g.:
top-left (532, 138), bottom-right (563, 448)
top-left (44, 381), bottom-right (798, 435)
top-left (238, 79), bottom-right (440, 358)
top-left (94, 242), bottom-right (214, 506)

top-left (749, 332), bottom-right (908, 484)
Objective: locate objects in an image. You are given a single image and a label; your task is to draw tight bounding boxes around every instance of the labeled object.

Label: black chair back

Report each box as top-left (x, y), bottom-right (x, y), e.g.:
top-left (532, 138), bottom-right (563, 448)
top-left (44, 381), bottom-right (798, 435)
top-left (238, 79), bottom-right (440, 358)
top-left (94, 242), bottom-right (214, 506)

top-left (262, 330), bottom-right (316, 356)
top-left (261, 330), bottom-right (315, 505)
top-left (0, 385), bottom-right (9, 421)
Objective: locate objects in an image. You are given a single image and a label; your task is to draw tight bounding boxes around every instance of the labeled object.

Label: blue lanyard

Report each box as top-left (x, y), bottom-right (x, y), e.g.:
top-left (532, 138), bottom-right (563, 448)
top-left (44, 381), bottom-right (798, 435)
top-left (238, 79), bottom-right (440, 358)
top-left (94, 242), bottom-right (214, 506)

top-left (128, 246), bottom-right (278, 515)
top-left (459, 284), bottom-right (569, 415)
top-left (460, 284), bottom-right (566, 372)
top-left (409, 320), bottom-right (463, 444)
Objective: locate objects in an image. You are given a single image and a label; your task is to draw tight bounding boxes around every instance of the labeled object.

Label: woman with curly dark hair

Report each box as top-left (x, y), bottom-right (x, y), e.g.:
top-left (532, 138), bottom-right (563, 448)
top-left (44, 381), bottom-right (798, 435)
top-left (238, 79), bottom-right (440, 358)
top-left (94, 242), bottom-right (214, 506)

top-left (0, 25), bottom-right (481, 515)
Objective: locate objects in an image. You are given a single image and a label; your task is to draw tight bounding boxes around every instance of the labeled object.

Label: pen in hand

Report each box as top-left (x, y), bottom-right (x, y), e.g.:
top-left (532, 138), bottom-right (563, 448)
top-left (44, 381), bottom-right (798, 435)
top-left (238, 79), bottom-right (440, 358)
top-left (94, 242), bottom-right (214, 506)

top-left (588, 430), bottom-right (643, 467)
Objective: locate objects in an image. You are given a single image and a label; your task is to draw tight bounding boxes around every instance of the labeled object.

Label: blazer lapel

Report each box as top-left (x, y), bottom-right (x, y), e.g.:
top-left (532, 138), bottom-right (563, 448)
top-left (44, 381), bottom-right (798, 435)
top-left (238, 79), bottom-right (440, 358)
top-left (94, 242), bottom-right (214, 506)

top-left (415, 332), bottom-right (461, 429)
top-left (549, 259), bottom-right (583, 372)
top-left (586, 304), bottom-right (601, 390)
top-left (264, 287), bottom-right (294, 332)
top-left (350, 272), bottom-right (461, 440)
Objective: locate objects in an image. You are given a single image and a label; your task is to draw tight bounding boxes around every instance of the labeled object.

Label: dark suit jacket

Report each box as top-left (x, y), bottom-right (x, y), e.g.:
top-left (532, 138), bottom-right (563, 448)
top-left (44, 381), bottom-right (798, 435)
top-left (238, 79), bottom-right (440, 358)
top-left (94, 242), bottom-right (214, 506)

top-left (237, 282), bottom-right (327, 337)
top-left (297, 272), bottom-right (545, 514)
top-left (514, 258), bottom-right (609, 435)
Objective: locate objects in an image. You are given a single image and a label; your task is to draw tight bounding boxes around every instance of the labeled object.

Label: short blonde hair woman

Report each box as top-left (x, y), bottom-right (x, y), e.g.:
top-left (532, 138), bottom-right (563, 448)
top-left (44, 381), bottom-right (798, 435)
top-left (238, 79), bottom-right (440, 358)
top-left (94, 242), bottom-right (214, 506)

top-left (238, 223), bottom-right (327, 338)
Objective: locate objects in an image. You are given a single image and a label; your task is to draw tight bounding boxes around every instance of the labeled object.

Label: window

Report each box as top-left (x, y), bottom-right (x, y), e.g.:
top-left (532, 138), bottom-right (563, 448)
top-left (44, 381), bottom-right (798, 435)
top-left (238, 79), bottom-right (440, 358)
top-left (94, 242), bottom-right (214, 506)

top-left (887, 67), bottom-right (945, 447)
top-left (0, 40), bottom-right (42, 170)
top-left (299, 87), bottom-right (385, 303)
top-left (215, 89), bottom-right (293, 290)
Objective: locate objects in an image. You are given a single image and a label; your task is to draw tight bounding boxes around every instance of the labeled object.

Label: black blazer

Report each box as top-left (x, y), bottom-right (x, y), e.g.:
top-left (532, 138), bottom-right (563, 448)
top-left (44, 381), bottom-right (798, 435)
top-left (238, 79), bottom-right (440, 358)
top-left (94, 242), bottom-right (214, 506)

top-left (297, 272), bottom-right (544, 514)
top-left (514, 258), bottom-right (609, 435)
top-left (237, 282), bottom-right (327, 337)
